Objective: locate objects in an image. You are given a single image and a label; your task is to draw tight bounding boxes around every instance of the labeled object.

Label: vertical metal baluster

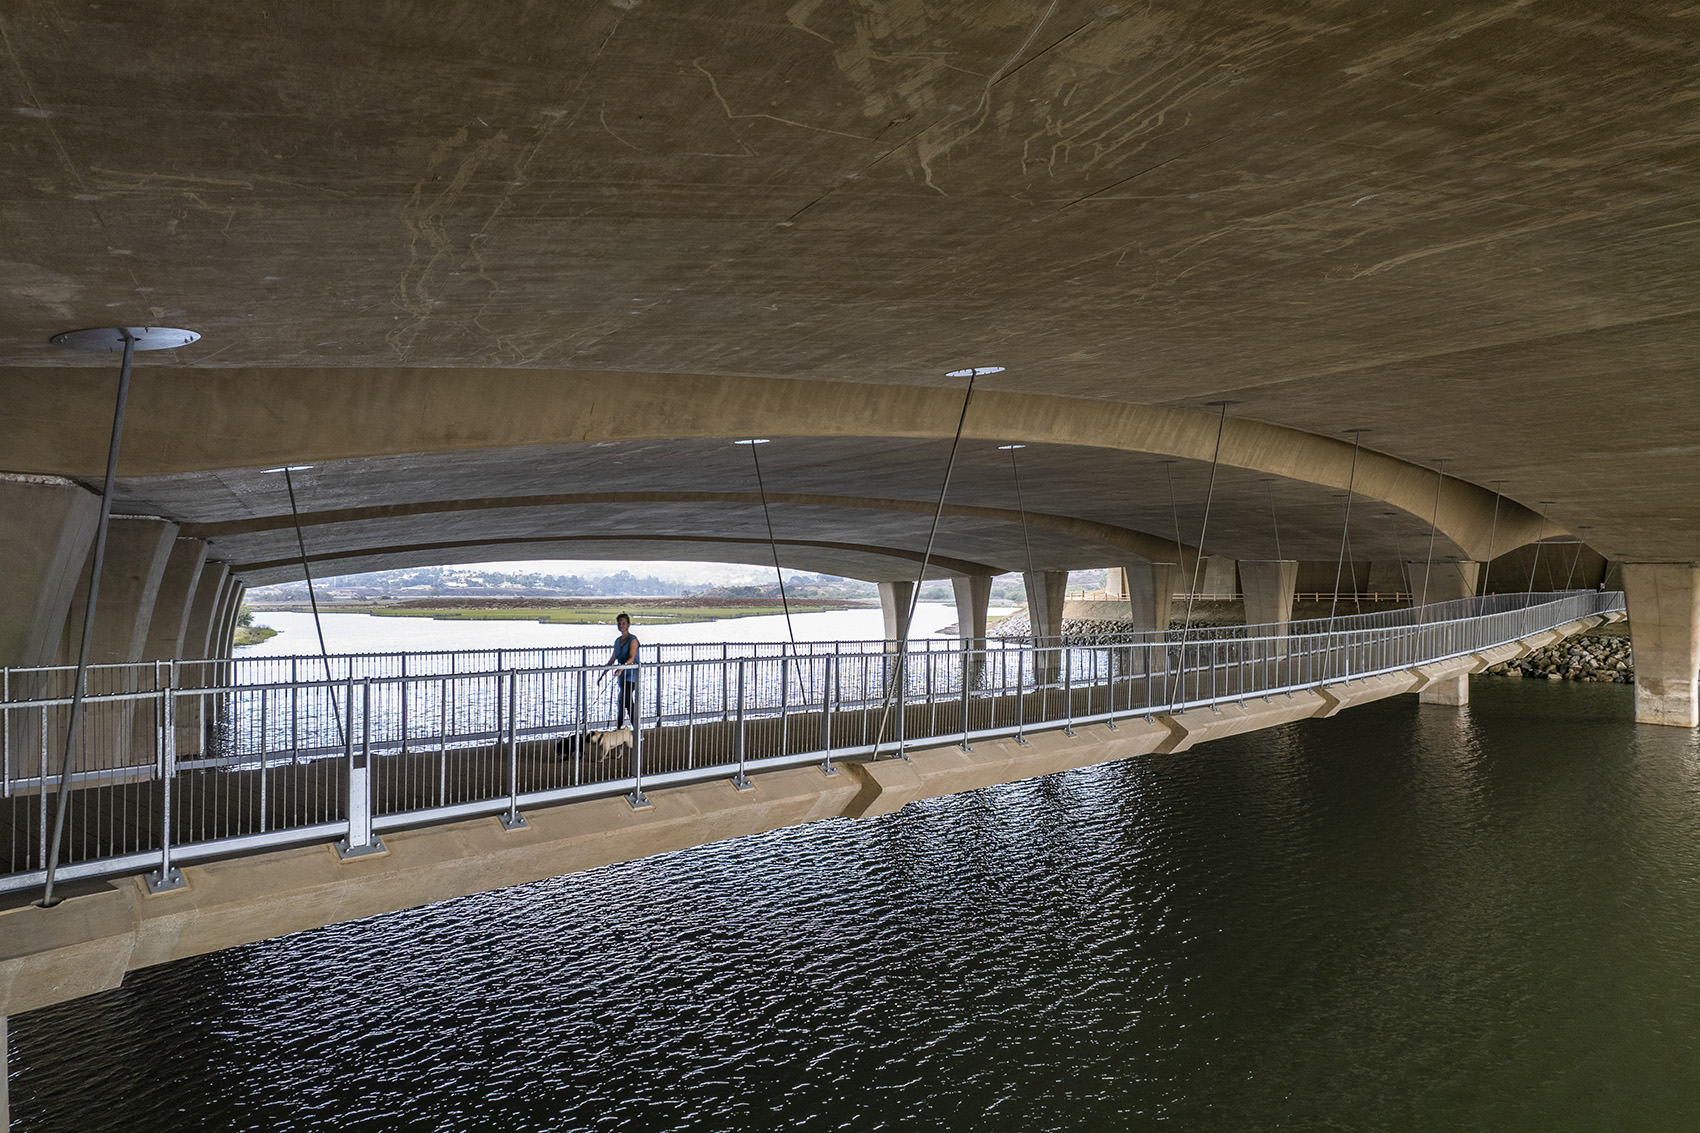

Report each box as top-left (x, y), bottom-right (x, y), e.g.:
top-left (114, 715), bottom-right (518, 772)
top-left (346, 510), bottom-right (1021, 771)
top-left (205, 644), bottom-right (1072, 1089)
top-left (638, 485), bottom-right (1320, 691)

top-left (146, 683), bottom-right (184, 892)
top-left (821, 654), bottom-right (837, 776)
top-left (337, 676), bottom-right (381, 857)
top-left (399, 653), bottom-right (408, 754)
top-left (780, 653), bottom-right (789, 756)
top-left (628, 668), bottom-right (650, 808)
top-left (290, 658), bottom-right (299, 764)
top-left (1062, 644), bottom-right (1075, 736)
top-left (500, 669), bottom-right (525, 829)
top-left (258, 686), bottom-right (268, 833)
top-left (687, 658), bottom-right (696, 770)
top-left (959, 640), bottom-right (972, 753)
top-left (1015, 640), bottom-right (1028, 744)
top-left (732, 660), bottom-right (751, 790)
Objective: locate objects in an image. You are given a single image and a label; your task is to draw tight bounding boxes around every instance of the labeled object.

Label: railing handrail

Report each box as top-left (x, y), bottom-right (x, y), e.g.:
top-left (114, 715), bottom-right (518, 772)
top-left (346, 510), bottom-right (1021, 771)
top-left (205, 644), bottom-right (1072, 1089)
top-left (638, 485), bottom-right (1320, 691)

top-left (0, 590), bottom-right (1605, 697)
top-left (0, 590), bottom-right (1625, 894)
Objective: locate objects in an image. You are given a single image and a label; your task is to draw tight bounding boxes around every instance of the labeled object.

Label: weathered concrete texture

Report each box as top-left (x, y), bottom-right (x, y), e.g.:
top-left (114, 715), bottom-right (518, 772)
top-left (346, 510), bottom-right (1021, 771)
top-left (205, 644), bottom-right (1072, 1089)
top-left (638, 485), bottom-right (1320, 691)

top-left (59, 517), bottom-right (179, 667)
top-left (1240, 560), bottom-right (1299, 629)
top-left (1622, 563), bottom-right (1700, 727)
top-left (0, 476), bottom-right (98, 669)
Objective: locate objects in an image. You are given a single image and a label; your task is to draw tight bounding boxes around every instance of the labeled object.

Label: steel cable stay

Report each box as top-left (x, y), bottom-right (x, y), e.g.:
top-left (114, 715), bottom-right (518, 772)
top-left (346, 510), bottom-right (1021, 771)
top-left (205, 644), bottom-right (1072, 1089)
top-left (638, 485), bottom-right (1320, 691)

top-left (1161, 459), bottom-right (1187, 711)
top-left (1563, 528), bottom-right (1590, 590)
top-left (1000, 442), bottom-right (1037, 742)
top-left (869, 366), bottom-right (992, 761)
top-left (1477, 481), bottom-right (1508, 616)
top-left (269, 464), bottom-right (346, 750)
top-left (1526, 504), bottom-right (1554, 600)
top-left (736, 437), bottom-right (808, 734)
top-left (1416, 458), bottom-right (1449, 614)
top-left (1327, 429), bottom-right (1365, 625)
top-left (40, 325), bottom-right (199, 907)
top-left (1170, 401), bottom-right (1237, 716)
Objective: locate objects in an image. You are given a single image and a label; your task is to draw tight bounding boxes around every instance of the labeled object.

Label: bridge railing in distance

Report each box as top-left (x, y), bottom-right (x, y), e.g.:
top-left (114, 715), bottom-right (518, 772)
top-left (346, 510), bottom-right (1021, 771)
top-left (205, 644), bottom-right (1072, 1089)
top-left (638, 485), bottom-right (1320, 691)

top-left (0, 591), bottom-right (1624, 894)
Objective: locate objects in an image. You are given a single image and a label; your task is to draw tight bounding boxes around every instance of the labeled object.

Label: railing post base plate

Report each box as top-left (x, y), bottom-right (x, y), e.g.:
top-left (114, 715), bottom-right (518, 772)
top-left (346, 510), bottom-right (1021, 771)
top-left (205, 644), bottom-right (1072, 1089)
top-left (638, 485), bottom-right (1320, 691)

top-left (819, 761), bottom-right (838, 777)
top-left (498, 812), bottom-right (528, 831)
top-left (730, 773), bottom-right (754, 792)
top-left (626, 791), bottom-right (651, 810)
top-left (336, 837), bottom-right (387, 860)
top-left (145, 867), bottom-right (186, 894)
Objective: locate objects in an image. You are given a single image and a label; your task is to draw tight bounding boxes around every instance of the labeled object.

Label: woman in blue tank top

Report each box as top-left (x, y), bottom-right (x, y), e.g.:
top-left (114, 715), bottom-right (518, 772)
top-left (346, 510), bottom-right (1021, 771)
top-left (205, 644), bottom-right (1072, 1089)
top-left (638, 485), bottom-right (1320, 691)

top-left (607, 612), bottom-right (640, 728)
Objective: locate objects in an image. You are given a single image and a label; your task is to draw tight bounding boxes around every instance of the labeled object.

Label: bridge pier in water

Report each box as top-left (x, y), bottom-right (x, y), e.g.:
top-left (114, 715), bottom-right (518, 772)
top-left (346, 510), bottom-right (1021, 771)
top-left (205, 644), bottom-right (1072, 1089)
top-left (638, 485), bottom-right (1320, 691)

top-left (1622, 563), bottom-right (1700, 727)
top-left (1405, 560), bottom-right (1481, 706)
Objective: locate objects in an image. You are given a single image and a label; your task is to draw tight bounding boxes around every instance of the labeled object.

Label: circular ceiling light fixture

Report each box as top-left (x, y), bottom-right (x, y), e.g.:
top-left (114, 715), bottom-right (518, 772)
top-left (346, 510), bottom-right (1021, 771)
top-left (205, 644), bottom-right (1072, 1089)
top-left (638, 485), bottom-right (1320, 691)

top-left (732, 438), bottom-right (770, 445)
top-left (946, 366), bottom-right (1004, 378)
top-left (996, 444), bottom-right (1026, 450)
top-left (50, 326), bottom-right (200, 352)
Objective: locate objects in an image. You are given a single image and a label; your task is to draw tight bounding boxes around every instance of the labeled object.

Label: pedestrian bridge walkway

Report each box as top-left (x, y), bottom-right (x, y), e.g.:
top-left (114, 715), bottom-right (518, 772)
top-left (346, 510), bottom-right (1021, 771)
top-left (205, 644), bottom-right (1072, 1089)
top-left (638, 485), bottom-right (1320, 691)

top-left (1, 590), bottom-right (1624, 1019)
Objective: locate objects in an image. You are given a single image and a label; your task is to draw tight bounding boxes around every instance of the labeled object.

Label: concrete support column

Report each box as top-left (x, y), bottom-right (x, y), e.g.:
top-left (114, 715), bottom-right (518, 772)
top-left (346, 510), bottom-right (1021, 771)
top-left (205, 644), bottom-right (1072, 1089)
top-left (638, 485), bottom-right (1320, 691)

top-left (0, 475), bottom-right (100, 669)
top-left (1124, 563), bottom-right (1178, 634)
top-left (1023, 570), bottom-right (1068, 685)
top-left (181, 561), bottom-right (230, 662)
top-left (1405, 560), bottom-right (1480, 608)
top-left (877, 580), bottom-right (914, 647)
top-left (1199, 555), bottom-right (1238, 597)
top-left (1406, 560), bottom-right (1480, 705)
top-left (141, 538), bottom-right (209, 662)
top-left (213, 581), bottom-right (247, 661)
top-left (1241, 560), bottom-right (1299, 630)
top-left (1366, 559), bottom-right (1407, 597)
top-left (175, 561), bottom-right (229, 756)
top-left (51, 517), bottom-right (178, 774)
top-left (59, 517), bottom-right (181, 668)
top-left (1116, 562), bottom-right (1177, 676)
top-left (1622, 563), bottom-right (1700, 727)
top-left (952, 574), bottom-right (992, 686)
top-left (135, 537), bottom-right (208, 759)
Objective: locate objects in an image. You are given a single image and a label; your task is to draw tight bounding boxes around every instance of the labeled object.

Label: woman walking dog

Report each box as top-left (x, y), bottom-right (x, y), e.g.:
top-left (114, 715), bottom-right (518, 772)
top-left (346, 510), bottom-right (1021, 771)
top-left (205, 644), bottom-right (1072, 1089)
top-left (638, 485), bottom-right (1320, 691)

top-left (607, 612), bottom-right (640, 728)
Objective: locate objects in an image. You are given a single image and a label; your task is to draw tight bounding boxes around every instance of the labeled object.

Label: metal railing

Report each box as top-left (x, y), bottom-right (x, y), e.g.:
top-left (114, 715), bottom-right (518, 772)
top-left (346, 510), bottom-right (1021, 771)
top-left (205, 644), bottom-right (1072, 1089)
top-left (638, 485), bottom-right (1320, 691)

top-left (0, 590), bottom-right (1623, 894)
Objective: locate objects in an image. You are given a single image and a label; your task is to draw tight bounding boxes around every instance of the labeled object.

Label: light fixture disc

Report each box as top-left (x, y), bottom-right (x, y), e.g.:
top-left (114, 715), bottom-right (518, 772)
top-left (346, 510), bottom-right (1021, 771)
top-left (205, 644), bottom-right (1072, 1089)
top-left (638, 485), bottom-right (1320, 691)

top-left (946, 366), bottom-right (1005, 377)
top-left (732, 438), bottom-right (770, 445)
top-left (997, 444), bottom-right (1026, 450)
top-left (50, 326), bottom-right (200, 352)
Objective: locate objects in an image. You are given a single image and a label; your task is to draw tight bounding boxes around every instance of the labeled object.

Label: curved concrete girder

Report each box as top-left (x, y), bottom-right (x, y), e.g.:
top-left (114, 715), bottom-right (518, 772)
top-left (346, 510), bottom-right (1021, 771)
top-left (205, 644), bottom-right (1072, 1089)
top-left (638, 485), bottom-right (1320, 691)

top-left (185, 489), bottom-right (1198, 568)
top-left (1, 369), bottom-right (1546, 559)
top-left (232, 533), bottom-right (1004, 587)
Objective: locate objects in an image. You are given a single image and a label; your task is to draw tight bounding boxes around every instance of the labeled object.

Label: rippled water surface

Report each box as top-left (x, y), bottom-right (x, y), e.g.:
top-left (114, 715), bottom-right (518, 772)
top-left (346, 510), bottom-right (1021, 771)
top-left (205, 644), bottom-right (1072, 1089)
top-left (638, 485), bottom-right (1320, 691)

top-left (11, 680), bottom-right (1700, 1131)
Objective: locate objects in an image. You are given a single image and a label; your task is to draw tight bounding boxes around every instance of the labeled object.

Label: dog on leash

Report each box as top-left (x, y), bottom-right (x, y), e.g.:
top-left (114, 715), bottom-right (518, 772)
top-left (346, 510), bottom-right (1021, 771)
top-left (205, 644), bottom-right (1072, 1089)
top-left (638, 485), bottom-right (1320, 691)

top-left (555, 728), bottom-right (633, 762)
